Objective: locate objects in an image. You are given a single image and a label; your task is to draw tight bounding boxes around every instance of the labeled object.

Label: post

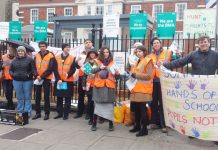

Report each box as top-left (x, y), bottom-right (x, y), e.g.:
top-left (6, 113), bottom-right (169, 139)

top-left (91, 24), bottom-right (95, 47)
top-left (99, 24), bottom-right (103, 49)
top-left (216, 1), bottom-right (218, 50)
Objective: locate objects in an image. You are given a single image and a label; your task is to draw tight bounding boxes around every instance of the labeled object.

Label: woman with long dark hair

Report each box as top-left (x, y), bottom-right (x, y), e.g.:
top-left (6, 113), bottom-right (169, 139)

top-left (91, 46), bottom-right (119, 131)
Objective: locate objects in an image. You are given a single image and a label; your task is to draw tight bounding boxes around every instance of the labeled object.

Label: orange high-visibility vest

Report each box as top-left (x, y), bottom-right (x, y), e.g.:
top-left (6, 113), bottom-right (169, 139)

top-left (86, 74), bottom-right (95, 87)
top-left (35, 52), bottom-right (54, 80)
top-left (56, 54), bottom-right (75, 82)
top-left (149, 49), bottom-right (172, 78)
top-left (78, 69), bottom-right (84, 77)
top-left (94, 59), bottom-right (115, 89)
top-left (2, 54), bottom-right (14, 80)
top-left (131, 57), bottom-right (154, 94)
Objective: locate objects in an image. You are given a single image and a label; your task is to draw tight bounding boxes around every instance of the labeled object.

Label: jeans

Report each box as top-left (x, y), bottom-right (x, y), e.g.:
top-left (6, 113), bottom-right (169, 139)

top-left (13, 80), bottom-right (33, 116)
top-left (2, 79), bottom-right (14, 110)
top-left (35, 79), bottom-right (51, 115)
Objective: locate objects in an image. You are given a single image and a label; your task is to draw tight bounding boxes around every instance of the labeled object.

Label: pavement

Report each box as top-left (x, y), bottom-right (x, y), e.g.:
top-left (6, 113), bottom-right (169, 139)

top-left (0, 111), bottom-right (217, 150)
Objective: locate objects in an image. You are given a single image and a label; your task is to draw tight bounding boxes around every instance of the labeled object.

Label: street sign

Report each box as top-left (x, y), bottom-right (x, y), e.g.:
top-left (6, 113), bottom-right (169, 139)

top-left (129, 13), bottom-right (148, 39)
top-left (157, 12), bottom-right (176, 39)
top-left (183, 9), bottom-right (216, 38)
top-left (34, 20), bottom-right (48, 42)
top-left (9, 21), bottom-right (22, 40)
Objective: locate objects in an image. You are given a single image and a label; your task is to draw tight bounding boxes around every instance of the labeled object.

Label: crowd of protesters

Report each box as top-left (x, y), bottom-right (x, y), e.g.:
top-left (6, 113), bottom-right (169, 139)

top-left (0, 36), bottom-right (218, 144)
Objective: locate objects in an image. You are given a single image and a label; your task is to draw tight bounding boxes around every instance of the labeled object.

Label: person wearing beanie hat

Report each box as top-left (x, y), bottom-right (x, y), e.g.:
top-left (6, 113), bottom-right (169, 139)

top-left (82, 47), bottom-right (98, 125)
top-left (10, 45), bottom-right (37, 117)
top-left (53, 43), bottom-right (80, 120)
top-left (17, 46), bottom-right (26, 53)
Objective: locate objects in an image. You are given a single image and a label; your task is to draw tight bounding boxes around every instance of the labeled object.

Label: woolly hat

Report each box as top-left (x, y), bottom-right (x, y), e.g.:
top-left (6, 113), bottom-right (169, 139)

top-left (86, 48), bottom-right (98, 58)
top-left (17, 46), bottom-right (26, 53)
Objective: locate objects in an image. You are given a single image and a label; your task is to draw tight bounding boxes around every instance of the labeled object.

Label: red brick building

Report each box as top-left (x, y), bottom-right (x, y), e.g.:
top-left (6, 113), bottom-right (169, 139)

top-left (124, 0), bottom-right (206, 36)
top-left (19, 0), bottom-right (77, 29)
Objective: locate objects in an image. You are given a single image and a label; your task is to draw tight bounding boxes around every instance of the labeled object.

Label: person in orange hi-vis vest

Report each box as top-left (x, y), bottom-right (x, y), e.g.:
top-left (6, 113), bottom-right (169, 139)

top-left (32, 41), bottom-right (57, 121)
top-left (53, 43), bottom-right (80, 120)
top-left (128, 45), bottom-right (154, 137)
top-left (74, 39), bottom-right (94, 119)
top-left (91, 46), bottom-right (119, 131)
top-left (148, 37), bottom-right (172, 133)
top-left (0, 44), bottom-right (16, 110)
top-left (82, 48), bottom-right (98, 125)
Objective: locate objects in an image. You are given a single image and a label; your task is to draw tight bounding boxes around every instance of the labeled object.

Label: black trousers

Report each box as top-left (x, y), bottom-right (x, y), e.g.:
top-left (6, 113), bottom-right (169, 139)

top-left (131, 102), bottom-right (148, 128)
top-left (77, 76), bottom-right (86, 115)
top-left (151, 82), bottom-right (166, 128)
top-left (35, 79), bottom-right (51, 115)
top-left (2, 79), bottom-right (14, 110)
top-left (87, 93), bottom-right (94, 121)
top-left (56, 97), bottom-right (71, 117)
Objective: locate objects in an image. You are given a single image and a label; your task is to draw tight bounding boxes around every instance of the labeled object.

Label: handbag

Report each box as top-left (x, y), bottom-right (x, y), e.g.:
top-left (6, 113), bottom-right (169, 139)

top-left (114, 101), bottom-right (125, 124)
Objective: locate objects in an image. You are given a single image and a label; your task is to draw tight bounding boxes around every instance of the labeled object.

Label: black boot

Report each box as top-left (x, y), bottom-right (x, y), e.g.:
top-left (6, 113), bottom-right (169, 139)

top-left (91, 122), bottom-right (97, 131)
top-left (129, 125), bottom-right (140, 133)
top-left (109, 121), bottom-right (114, 131)
top-left (136, 125), bottom-right (148, 137)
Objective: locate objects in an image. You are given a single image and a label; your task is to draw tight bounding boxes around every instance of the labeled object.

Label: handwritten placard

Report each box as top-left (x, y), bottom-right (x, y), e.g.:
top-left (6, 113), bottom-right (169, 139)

top-left (160, 66), bottom-right (218, 141)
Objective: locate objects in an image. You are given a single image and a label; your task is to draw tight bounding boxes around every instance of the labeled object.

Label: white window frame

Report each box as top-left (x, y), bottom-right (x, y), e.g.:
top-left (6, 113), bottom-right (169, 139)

top-left (87, 6), bottom-right (91, 15)
top-left (30, 8), bottom-right (38, 24)
top-left (175, 3), bottom-right (187, 21)
top-left (96, 5), bottom-right (104, 15)
top-left (63, 32), bottom-right (73, 42)
top-left (64, 7), bottom-right (73, 16)
top-left (130, 5), bottom-right (141, 14)
top-left (47, 8), bottom-right (55, 23)
top-left (152, 4), bottom-right (164, 20)
top-left (108, 5), bottom-right (113, 15)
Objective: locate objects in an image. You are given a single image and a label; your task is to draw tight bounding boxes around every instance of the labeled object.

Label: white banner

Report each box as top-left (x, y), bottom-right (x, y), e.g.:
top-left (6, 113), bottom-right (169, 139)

top-left (113, 52), bottom-right (128, 75)
top-left (160, 66), bottom-right (218, 141)
top-left (103, 14), bottom-right (120, 37)
top-left (183, 9), bottom-right (216, 38)
top-left (0, 22), bottom-right (9, 41)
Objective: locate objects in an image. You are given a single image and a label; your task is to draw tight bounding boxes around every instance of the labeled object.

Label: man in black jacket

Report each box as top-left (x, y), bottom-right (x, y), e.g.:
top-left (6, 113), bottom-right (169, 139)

top-left (162, 35), bottom-right (218, 75)
top-left (160, 35), bottom-right (218, 145)
top-left (32, 41), bottom-right (57, 120)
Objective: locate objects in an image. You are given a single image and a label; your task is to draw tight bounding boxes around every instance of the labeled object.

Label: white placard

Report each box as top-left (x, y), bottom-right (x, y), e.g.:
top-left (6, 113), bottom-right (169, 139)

top-left (103, 14), bottom-right (120, 37)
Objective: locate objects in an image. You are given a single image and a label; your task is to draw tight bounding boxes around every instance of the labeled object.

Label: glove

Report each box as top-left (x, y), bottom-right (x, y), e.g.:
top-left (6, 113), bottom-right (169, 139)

top-left (131, 73), bottom-right (136, 78)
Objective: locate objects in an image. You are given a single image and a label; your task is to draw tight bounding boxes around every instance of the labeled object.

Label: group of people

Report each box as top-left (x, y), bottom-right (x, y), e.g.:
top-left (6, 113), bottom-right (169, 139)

top-left (1, 35), bottom-right (218, 140)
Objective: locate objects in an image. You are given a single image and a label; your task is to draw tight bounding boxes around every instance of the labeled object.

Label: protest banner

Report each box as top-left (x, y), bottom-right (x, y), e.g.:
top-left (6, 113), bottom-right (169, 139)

top-left (0, 22), bottom-right (9, 41)
top-left (103, 14), bottom-right (120, 37)
top-left (129, 13), bottom-right (147, 39)
top-left (183, 9), bottom-right (216, 38)
top-left (9, 21), bottom-right (22, 40)
top-left (160, 66), bottom-right (218, 141)
top-left (156, 12), bottom-right (176, 39)
top-left (113, 52), bottom-right (128, 75)
top-left (34, 20), bottom-right (48, 42)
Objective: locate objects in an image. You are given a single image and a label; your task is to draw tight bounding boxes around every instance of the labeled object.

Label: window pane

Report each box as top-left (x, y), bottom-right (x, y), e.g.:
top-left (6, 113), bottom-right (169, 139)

top-left (153, 4), bottom-right (163, 19)
top-left (31, 9), bottom-right (38, 23)
top-left (131, 5), bottom-right (141, 14)
top-left (176, 3), bottom-right (186, 20)
top-left (108, 5), bottom-right (112, 15)
top-left (65, 8), bottom-right (73, 16)
top-left (47, 8), bottom-right (55, 22)
top-left (87, 6), bottom-right (91, 15)
top-left (96, 6), bottom-right (104, 15)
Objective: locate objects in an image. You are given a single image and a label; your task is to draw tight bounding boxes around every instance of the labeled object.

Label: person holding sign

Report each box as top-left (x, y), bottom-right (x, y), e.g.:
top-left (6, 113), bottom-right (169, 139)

top-left (148, 37), bottom-right (172, 133)
top-left (162, 35), bottom-right (218, 75)
top-left (53, 44), bottom-right (79, 120)
top-left (82, 48), bottom-right (98, 125)
top-left (159, 35), bottom-right (218, 145)
top-left (91, 46), bottom-right (119, 131)
top-left (74, 39), bottom-right (94, 119)
top-left (128, 45), bottom-right (154, 137)
top-left (32, 41), bottom-right (56, 121)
